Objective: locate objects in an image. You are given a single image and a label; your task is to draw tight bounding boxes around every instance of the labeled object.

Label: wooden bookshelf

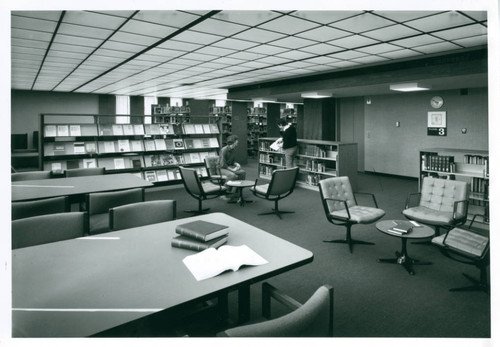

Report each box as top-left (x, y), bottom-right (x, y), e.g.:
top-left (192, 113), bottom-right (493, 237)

top-left (40, 113), bottom-right (221, 185)
top-left (248, 106), bottom-right (267, 158)
top-left (258, 137), bottom-right (358, 190)
top-left (419, 148), bottom-right (489, 223)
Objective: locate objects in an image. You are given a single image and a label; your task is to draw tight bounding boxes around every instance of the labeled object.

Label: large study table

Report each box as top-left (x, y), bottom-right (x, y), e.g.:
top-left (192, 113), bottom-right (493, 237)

top-left (11, 173), bottom-right (153, 202)
top-left (12, 212), bottom-right (314, 337)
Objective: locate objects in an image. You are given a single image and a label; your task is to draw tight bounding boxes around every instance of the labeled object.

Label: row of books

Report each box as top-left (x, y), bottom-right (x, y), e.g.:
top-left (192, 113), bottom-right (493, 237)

top-left (44, 123), bottom-right (219, 138)
top-left (151, 104), bottom-right (191, 115)
top-left (463, 154), bottom-right (488, 165)
top-left (44, 138), bottom-right (220, 156)
top-left (209, 106), bottom-right (232, 114)
top-left (171, 220), bottom-right (229, 252)
top-left (421, 154), bottom-right (455, 172)
top-left (301, 159), bottom-right (328, 173)
top-left (144, 151), bottom-right (217, 167)
top-left (248, 107), bottom-right (267, 115)
top-left (299, 144), bottom-right (328, 158)
top-left (144, 166), bottom-right (207, 183)
top-left (259, 153), bottom-right (284, 166)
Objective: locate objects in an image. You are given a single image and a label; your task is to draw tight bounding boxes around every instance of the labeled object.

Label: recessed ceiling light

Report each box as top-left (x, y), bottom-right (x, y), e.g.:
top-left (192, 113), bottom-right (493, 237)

top-left (390, 82), bottom-right (430, 92)
top-left (301, 91), bottom-right (333, 98)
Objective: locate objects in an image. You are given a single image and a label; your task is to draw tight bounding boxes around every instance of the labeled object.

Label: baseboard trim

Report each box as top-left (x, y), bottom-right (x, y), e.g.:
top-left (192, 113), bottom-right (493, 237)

top-left (360, 170), bottom-right (418, 181)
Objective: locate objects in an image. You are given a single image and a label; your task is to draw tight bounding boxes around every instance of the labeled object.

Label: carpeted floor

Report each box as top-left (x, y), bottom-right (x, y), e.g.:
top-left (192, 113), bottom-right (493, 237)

top-left (141, 159), bottom-right (490, 338)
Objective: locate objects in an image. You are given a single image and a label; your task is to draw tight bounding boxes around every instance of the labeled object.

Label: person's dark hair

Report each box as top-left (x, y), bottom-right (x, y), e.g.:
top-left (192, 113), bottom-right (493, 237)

top-left (227, 134), bottom-right (238, 144)
top-left (277, 119), bottom-right (288, 126)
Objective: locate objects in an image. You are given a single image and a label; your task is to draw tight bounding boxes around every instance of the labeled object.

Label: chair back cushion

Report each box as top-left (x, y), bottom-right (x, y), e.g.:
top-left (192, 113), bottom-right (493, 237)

top-left (204, 156), bottom-right (220, 176)
top-left (267, 167), bottom-right (299, 196)
top-left (420, 177), bottom-right (468, 213)
top-left (12, 196), bottom-right (69, 221)
top-left (12, 212), bottom-right (86, 249)
top-left (440, 228), bottom-right (489, 258)
top-left (11, 171), bottom-right (51, 181)
top-left (110, 200), bottom-right (176, 231)
top-left (87, 188), bottom-right (144, 215)
top-left (319, 176), bottom-right (356, 212)
top-left (179, 166), bottom-right (203, 196)
top-left (65, 167), bottom-right (105, 177)
top-left (220, 285), bottom-right (333, 337)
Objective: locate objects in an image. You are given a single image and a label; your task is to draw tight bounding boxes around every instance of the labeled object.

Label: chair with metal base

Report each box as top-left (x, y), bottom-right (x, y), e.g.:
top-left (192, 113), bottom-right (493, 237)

top-left (179, 166), bottom-right (226, 214)
top-left (250, 167), bottom-right (299, 219)
top-left (319, 176), bottom-right (385, 253)
top-left (432, 224), bottom-right (489, 293)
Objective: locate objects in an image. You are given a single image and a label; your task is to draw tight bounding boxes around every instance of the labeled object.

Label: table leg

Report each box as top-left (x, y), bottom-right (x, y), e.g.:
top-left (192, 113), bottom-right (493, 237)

top-left (377, 238), bottom-right (432, 275)
top-left (236, 188), bottom-right (253, 206)
top-left (238, 286), bottom-right (251, 323)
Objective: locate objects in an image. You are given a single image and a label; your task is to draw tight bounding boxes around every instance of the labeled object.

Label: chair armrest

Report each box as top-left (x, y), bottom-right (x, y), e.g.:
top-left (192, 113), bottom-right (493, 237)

top-left (262, 282), bottom-right (302, 319)
top-left (404, 192), bottom-right (421, 209)
top-left (323, 197), bottom-right (351, 221)
top-left (353, 192), bottom-right (379, 208)
top-left (453, 199), bottom-right (469, 221)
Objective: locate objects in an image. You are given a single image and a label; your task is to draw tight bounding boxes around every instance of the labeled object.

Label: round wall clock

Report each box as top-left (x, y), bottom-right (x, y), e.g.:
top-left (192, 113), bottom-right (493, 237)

top-left (430, 96), bottom-right (444, 109)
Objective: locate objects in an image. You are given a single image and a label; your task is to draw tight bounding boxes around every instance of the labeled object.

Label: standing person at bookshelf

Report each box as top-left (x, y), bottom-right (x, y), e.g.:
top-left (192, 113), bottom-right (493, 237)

top-left (278, 117), bottom-right (298, 168)
top-left (219, 135), bottom-right (246, 203)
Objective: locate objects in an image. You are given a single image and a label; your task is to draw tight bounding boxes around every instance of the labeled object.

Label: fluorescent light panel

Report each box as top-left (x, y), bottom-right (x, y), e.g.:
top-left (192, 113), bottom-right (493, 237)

top-left (389, 82), bottom-right (430, 92)
top-left (301, 91), bottom-right (332, 98)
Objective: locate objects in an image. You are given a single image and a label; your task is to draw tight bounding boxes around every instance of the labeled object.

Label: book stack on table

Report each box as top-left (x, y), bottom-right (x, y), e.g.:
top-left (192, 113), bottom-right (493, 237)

top-left (171, 220), bottom-right (229, 251)
top-left (388, 220), bottom-right (421, 235)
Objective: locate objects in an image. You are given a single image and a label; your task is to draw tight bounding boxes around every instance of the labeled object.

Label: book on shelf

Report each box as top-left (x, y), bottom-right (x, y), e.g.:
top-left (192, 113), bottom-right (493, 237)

top-left (130, 140), bottom-right (143, 152)
top-left (167, 170), bottom-right (176, 180)
top-left (184, 139), bottom-right (195, 149)
top-left (133, 124), bottom-right (145, 135)
top-left (173, 138), bottom-right (184, 149)
top-left (45, 125), bottom-right (57, 137)
top-left (156, 169), bottom-right (168, 181)
top-left (103, 141), bottom-right (116, 153)
top-left (209, 124), bottom-right (219, 134)
top-left (190, 152), bottom-right (201, 163)
top-left (117, 139), bottom-right (130, 152)
top-left (112, 125), bottom-right (124, 136)
top-left (183, 124), bottom-right (196, 134)
top-left (99, 125), bottom-right (113, 136)
top-left (132, 158), bottom-right (142, 169)
top-left (175, 220), bottom-right (229, 242)
top-left (194, 124), bottom-right (204, 134)
top-left (144, 140), bottom-right (156, 151)
top-left (114, 158), bottom-right (126, 170)
top-left (73, 142), bottom-right (85, 154)
top-left (123, 124), bottom-right (134, 135)
top-left (85, 142), bottom-right (97, 154)
top-left (165, 139), bottom-right (175, 150)
top-left (182, 245), bottom-right (268, 281)
top-left (51, 162), bottom-right (62, 171)
top-left (172, 234), bottom-right (228, 252)
top-left (57, 125), bottom-right (69, 137)
top-left (154, 139), bottom-right (167, 151)
top-left (182, 153), bottom-right (192, 164)
top-left (69, 125), bottom-right (81, 136)
top-left (159, 124), bottom-right (170, 135)
top-left (144, 170), bottom-right (157, 182)
top-left (150, 124), bottom-right (161, 135)
top-left (202, 124), bottom-right (211, 134)
top-left (67, 159), bottom-right (79, 169)
top-left (209, 138), bottom-right (219, 148)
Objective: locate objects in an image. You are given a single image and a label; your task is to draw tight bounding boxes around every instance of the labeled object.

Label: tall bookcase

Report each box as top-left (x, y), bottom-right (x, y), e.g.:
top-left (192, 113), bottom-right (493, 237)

top-left (209, 104), bottom-right (232, 146)
top-left (419, 148), bottom-right (489, 223)
top-left (258, 137), bottom-right (358, 190)
top-left (247, 106), bottom-right (267, 158)
top-left (40, 113), bottom-right (221, 184)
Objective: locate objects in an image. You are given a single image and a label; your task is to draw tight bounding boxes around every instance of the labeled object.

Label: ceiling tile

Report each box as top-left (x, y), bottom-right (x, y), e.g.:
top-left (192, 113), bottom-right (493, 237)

top-left (12, 11), bottom-right (62, 21)
top-left (378, 49), bottom-right (424, 60)
top-left (63, 11), bottom-right (126, 30)
top-left (356, 43), bottom-right (400, 55)
top-left (371, 11), bottom-right (439, 23)
top-left (141, 48), bottom-right (185, 60)
top-left (54, 34), bottom-right (103, 48)
top-left (453, 35), bottom-right (488, 47)
top-left (405, 12), bottom-right (474, 32)
top-left (212, 10), bottom-right (282, 26)
top-left (362, 24), bottom-right (421, 42)
top-left (133, 10), bottom-right (201, 28)
top-left (12, 38), bottom-right (50, 50)
top-left (174, 30), bottom-right (222, 45)
top-left (255, 56), bottom-right (292, 65)
top-left (269, 36), bottom-right (315, 49)
top-left (50, 42), bottom-right (95, 54)
top-left (182, 52), bottom-right (219, 62)
top-left (460, 11), bottom-right (487, 22)
top-left (328, 50), bottom-right (368, 60)
top-left (11, 16), bottom-right (58, 32)
top-left (333, 13), bottom-right (395, 34)
top-left (232, 28), bottom-right (287, 44)
top-left (291, 11), bottom-right (363, 24)
top-left (351, 55), bottom-right (391, 64)
top-left (258, 15), bottom-right (320, 35)
top-left (297, 26), bottom-right (351, 41)
top-left (191, 18), bottom-right (248, 36)
top-left (412, 41), bottom-right (462, 54)
top-left (275, 50), bottom-right (316, 60)
top-left (11, 28), bottom-right (53, 42)
top-left (299, 43), bottom-right (342, 55)
top-left (210, 56), bottom-right (245, 66)
top-left (327, 60), bottom-right (362, 68)
top-left (120, 19), bottom-right (177, 38)
top-left (304, 56), bottom-right (341, 65)
top-left (227, 51), bottom-right (266, 61)
top-left (238, 61), bottom-right (271, 69)
top-left (391, 34), bottom-right (443, 48)
top-left (110, 31), bottom-right (160, 46)
top-left (432, 24), bottom-right (487, 41)
top-left (58, 23), bottom-right (113, 39)
top-left (213, 38), bottom-right (259, 50)
top-left (245, 44), bottom-right (289, 55)
top-left (195, 46), bottom-right (237, 57)
top-left (100, 40), bottom-right (147, 53)
top-left (156, 40), bottom-right (203, 52)
top-left (328, 35), bottom-right (379, 49)
top-left (91, 10), bottom-right (137, 18)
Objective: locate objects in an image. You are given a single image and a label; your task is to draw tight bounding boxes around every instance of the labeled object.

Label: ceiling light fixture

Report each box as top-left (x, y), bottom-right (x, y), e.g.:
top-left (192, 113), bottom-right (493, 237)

top-left (389, 82), bottom-right (431, 92)
top-left (301, 92), bottom-right (332, 99)
top-left (252, 97), bottom-right (277, 103)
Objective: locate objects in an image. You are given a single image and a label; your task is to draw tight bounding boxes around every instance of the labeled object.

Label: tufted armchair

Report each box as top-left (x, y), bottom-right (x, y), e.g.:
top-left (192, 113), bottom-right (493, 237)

top-left (318, 176), bottom-right (386, 253)
top-left (402, 176), bottom-right (469, 237)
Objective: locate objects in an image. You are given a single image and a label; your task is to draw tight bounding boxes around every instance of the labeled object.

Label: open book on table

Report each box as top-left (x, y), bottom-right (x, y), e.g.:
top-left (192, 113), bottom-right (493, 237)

top-left (183, 245), bottom-right (268, 281)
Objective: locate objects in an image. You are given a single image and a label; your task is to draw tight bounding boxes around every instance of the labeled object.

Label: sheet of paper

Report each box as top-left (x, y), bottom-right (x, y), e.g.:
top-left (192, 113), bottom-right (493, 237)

top-left (183, 245), bottom-right (268, 281)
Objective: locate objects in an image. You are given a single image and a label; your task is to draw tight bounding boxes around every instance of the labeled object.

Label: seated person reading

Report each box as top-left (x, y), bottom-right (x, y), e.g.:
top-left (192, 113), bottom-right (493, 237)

top-left (219, 135), bottom-right (246, 203)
